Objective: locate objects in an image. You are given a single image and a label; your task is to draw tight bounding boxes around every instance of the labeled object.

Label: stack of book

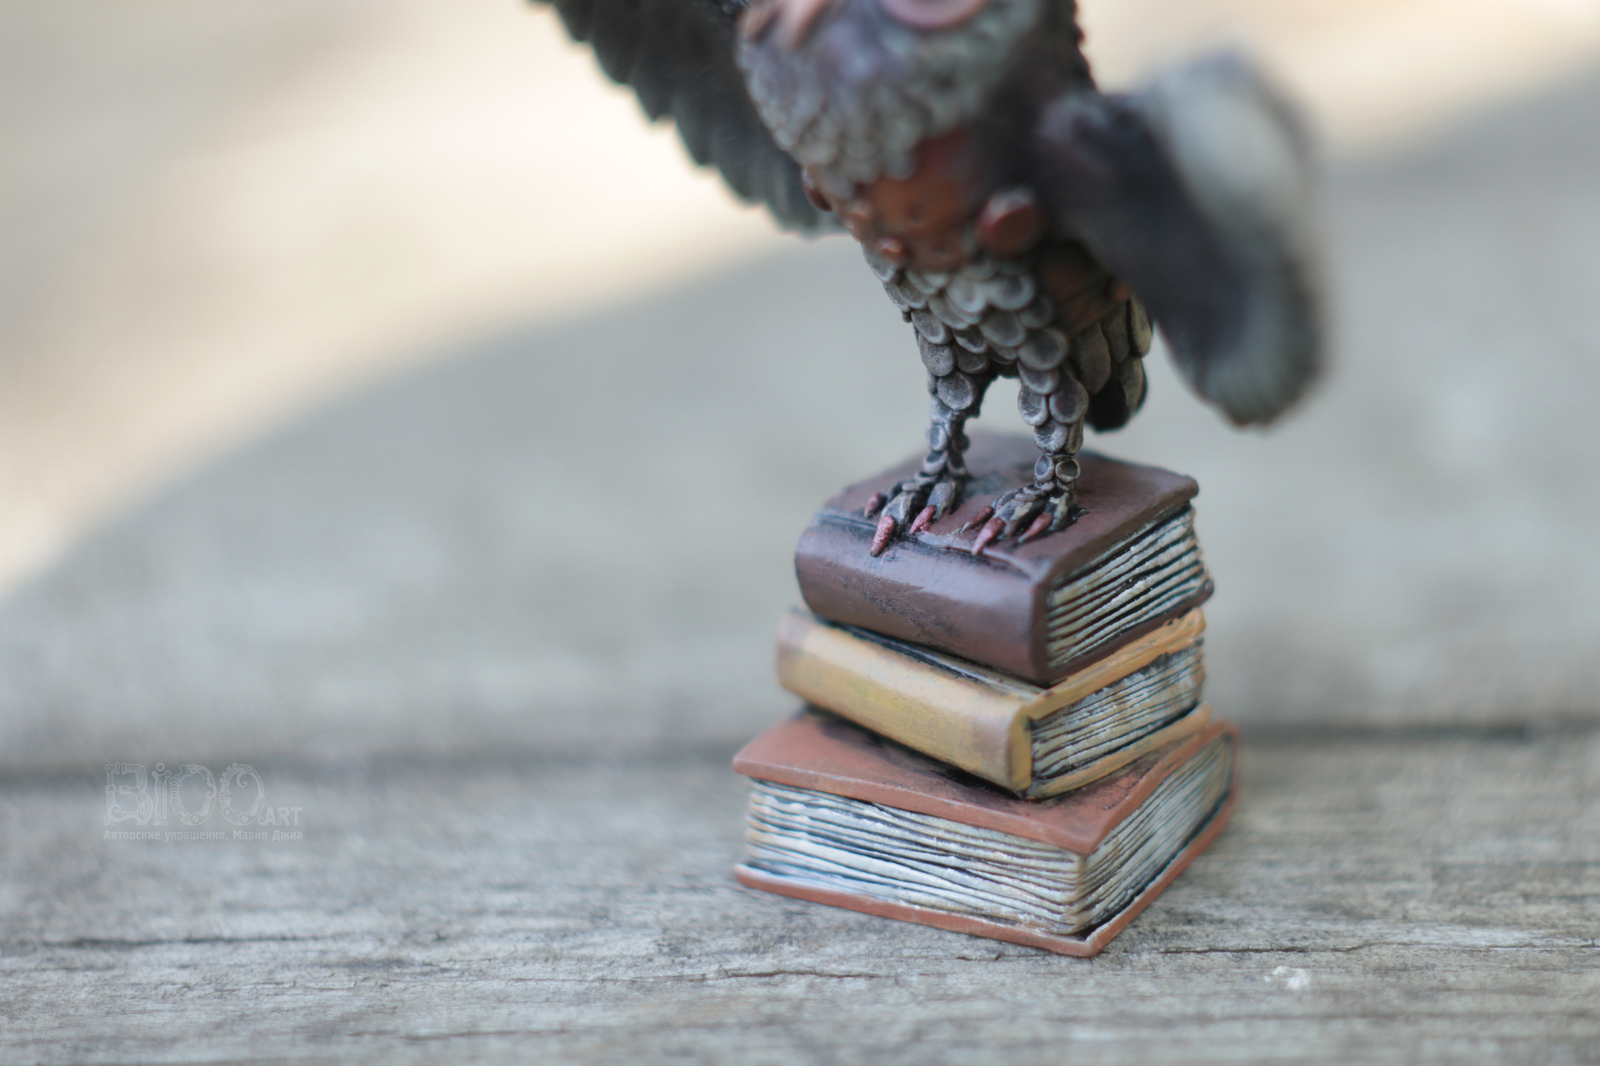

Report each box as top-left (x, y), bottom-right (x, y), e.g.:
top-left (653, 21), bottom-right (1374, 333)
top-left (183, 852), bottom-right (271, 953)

top-left (733, 434), bottom-right (1239, 956)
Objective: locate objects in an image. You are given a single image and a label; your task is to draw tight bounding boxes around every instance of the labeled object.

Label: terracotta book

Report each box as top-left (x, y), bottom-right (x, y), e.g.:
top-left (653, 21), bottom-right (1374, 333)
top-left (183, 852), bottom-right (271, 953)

top-left (734, 709), bottom-right (1238, 958)
top-left (795, 434), bottom-right (1213, 685)
top-left (777, 606), bottom-right (1209, 797)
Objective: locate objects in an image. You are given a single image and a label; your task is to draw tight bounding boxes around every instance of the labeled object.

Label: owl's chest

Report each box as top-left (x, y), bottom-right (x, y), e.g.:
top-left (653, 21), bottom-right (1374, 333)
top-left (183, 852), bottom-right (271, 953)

top-left (806, 125), bottom-right (1049, 274)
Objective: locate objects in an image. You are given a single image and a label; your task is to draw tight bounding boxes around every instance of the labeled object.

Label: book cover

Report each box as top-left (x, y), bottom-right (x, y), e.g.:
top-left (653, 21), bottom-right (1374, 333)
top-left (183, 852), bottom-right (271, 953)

top-left (733, 709), bottom-right (1238, 957)
top-left (776, 606), bottom-right (1209, 796)
top-left (795, 433), bottom-right (1213, 684)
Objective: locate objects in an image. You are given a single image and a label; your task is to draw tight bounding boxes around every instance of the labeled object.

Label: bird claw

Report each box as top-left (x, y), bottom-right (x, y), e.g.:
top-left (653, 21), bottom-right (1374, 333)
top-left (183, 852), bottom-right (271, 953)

top-left (970, 515), bottom-right (1005, 556)
top-left (867, 475), bottom-right (964, 555)
top-left (957, 506), bottom-right (994, 534)
top-left (1002, 495), bottom-right (1047, 539)
top-left (1018, 512), bottom-right (1053, 544)
top-left (864, 472), bottom-right (1074, 556)
top-left (870, 513), bottom-right (898, 556)
top-left (969, 485), bottom-right (1077, 554)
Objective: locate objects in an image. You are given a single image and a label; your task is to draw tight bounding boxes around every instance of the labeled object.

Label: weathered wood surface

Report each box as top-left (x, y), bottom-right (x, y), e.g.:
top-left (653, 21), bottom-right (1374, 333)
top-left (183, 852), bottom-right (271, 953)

top-left (4, 726), bottom-right (1597, 1064)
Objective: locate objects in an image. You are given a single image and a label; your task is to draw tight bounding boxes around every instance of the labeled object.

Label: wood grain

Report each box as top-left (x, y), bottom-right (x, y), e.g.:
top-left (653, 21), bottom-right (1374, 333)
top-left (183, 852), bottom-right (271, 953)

top-left (5, 724), bottom-right (1597, 1064)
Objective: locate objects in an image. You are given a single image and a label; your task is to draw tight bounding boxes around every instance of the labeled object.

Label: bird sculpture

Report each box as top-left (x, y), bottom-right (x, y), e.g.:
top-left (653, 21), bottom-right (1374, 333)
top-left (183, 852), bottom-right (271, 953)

top-left (539, 0), bottom-right (1321, 554)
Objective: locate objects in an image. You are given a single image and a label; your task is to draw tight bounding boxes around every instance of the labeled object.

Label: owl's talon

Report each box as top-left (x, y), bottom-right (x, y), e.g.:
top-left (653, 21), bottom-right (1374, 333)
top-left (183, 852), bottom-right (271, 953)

top-left (970, 482), bottom-right (1077, 549)
top-left (871, 473), bottom-right (966, 553)
top-left (870, 513), bottom-right (898, 556)
top-left (957, 505), bottom-right (994, 534)
top-left (1018, 513), bottom-right (1052, 543)
top-left (1003, 497), bottom-right (1046, 538)
top-left (1050, 492), bottom-right (1077, 531)
top-left (971, 515), bottom-right (1006, 556)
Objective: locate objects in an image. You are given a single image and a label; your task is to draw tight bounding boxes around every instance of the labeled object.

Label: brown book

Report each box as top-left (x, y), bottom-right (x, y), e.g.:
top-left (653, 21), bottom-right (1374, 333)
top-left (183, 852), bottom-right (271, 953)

top-left (733, 709), bottom-right (1238, 958)
top-left (776, 606), bottom-right (1209, 797)
top-left (795, 433), bottom-right (1213, 685)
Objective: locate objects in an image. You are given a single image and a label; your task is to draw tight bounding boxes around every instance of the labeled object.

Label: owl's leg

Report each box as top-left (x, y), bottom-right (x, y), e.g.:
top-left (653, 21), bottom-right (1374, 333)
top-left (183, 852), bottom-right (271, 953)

top-left (967, 374), bottom-right (1089, 554)
top-left (865, 362), bottom-right (994, 556)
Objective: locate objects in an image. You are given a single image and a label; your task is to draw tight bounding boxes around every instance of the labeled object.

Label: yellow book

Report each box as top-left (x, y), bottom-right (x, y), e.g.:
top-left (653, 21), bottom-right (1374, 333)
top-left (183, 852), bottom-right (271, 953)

top-left (776, 607), bottom-right (1208, 798)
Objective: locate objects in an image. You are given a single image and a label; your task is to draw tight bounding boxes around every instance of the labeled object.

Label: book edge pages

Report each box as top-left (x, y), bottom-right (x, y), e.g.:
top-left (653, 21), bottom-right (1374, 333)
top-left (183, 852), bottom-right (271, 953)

top-left (732, 748), bottom-right (1240, 959)
top-left (1029, 608), bottom-right (1204, 717)
top-left (775, 608), bottom-right (1208, 794)
top-left (733, 717), bottom-right (1234, 854)
top-left (1046, 582), bottom-right (1214, 680)
top-left (1024, 703), bottom-right (1211, 799)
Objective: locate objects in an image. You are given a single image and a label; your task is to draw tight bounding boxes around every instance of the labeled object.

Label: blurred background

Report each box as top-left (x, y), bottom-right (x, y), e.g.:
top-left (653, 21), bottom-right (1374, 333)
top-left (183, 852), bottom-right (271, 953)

top-left (3, 0), bottom-right (1600, 768)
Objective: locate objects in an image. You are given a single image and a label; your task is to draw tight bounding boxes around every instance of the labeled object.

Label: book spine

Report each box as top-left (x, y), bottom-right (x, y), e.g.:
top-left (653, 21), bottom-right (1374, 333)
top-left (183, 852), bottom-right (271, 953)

top-left (775, 610), bottom-right (1031, 792)
top-left (794, 516), bottom-right (1051, 682)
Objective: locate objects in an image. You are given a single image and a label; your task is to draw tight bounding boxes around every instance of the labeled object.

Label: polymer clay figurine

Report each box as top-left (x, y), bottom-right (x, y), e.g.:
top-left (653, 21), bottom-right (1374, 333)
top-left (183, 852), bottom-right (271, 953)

top-left (539, 0), bottom-right (1321, 554)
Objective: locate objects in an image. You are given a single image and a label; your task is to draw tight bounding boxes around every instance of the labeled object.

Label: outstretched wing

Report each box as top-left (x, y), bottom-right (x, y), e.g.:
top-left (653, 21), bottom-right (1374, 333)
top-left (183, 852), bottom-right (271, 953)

top-left (538, 0), bottom-right (832, 232)
top-left (1035, 54), bottom-right (1322, 425)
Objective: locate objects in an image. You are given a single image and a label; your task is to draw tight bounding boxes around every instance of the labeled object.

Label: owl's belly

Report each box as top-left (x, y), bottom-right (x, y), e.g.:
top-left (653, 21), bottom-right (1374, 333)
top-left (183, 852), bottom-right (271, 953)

top-left (869, 239), bottom-right (1152, 432)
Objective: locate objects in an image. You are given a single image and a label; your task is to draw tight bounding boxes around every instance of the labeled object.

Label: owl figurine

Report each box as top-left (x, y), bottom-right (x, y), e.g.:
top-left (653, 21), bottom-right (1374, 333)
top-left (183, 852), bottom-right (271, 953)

top-left (541, 0), bottom-right (1321, 553)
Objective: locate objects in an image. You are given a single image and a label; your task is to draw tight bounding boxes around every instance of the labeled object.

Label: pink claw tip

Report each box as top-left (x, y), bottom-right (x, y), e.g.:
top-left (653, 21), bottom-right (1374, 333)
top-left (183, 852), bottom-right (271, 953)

top-left (970, 516), bottom-right (1005, 557)
top-left (863, 492), bottom-right (887, 518)
top-left (869, 513), bottom-right (898, 557)
top-left (909, 505), bottom-right (936, 536)
top-left (1018, 513), bottom-right (1051, 544)
top-left (957, 505), bottom-right (994, 534)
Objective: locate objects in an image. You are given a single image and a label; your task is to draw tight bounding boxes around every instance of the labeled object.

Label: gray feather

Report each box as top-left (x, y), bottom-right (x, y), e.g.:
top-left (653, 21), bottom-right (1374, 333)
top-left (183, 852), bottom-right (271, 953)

top-left (1136, 54), bottom-right (1322, 424)
top-left (1035, 53), bottom-right (1322, 426)
top-left (536, 0), bottom-right (835, 233)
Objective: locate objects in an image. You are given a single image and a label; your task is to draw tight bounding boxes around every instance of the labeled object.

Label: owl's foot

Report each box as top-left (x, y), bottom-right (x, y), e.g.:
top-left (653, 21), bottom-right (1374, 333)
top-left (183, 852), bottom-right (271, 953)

top-left (961, 483), bottom-right (1078, 556)
top-left (863, 474), bottom-right (964, 556)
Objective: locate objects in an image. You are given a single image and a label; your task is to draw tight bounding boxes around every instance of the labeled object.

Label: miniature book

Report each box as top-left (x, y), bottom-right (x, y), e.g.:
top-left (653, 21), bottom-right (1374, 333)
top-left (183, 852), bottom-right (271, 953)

top-left (777, 606), bottom-right (1208, 797)
top-left (735, 709), bottom-right (1238, 957)
top-left (795, 434), bottom-right (1212, 684)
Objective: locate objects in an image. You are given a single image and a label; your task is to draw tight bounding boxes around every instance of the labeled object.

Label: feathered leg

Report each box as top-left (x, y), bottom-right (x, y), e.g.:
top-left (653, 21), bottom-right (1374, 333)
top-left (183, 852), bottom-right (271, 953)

top-left (867, 362), bottom-right (994, 556)
top-left (864, 246), bottom-right (1014, 555)
top-left (969, 296), bottom-right (1150, 552)
top-left (967, 374), bottom-right (1086, 552)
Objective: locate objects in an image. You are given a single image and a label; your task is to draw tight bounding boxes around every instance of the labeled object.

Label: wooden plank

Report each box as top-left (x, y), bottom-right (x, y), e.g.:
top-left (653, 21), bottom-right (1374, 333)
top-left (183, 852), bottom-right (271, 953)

top-left (4, 726), bottom-right (1597, 1063)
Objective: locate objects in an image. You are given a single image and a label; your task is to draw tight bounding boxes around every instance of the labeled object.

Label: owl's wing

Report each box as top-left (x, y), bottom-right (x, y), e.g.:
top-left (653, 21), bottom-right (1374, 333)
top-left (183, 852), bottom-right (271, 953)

top-left (538, 0), bottom-right (833, 232)
top-left (1035, 54), bottom-right (1322, 425)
